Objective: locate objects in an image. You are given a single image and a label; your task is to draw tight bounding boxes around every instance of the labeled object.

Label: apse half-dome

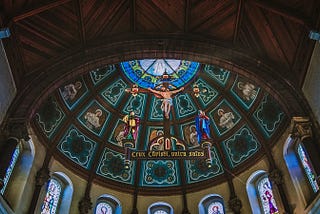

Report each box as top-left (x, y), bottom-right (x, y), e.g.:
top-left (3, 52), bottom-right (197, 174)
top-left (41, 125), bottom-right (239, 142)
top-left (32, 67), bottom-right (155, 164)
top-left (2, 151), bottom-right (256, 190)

top-left (32, 59), bottom-right (288, 194)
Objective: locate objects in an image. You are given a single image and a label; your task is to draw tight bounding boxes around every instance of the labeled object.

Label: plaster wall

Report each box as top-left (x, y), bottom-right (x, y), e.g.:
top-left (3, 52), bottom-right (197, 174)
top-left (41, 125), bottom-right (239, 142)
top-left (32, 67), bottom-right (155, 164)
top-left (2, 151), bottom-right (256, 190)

top-left (303, 42), bottom-right (320, 125)
top-left (0, 41), bottom-right (16, 125)
top-left (4, 127), bottom-right (46, 214)
top-left (49, 159), bottom-right (87, 214)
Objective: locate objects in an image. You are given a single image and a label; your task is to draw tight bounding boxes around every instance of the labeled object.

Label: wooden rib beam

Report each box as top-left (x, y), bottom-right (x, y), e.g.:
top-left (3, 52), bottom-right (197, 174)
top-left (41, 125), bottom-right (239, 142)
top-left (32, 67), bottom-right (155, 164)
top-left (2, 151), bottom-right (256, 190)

top-left (12, 0), bottom-right (72, 22)
top-left (249, 0), bottom-right (311, 28)
top-left (233, 0), bottom-right (244, 44)
top-left (75, 0), bottom-right (86, 46)
top-left (130, 0), bottom-right (136, 33)
top-left (184, 0), bottom-right (190, 32)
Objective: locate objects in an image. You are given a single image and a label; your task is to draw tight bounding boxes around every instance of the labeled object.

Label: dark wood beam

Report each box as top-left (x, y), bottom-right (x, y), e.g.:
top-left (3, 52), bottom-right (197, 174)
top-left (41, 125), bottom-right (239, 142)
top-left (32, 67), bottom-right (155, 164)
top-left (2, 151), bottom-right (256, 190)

top-left (233, 0), bottom-right (244, 44)
top-left (260, 11), bottom-right (291, 68)
top-left (75, 0), bottom-right (86, 47)
top-left (249, 0), bottom-right (311, 29)
top-left (184, 0), bottom-right (190, 32)
top-left (190, 1), bottom-right (233, 32)
top-left (12, 0), bottom-right (72, 23)
top-left (130, 0), bottom-right (136, 33)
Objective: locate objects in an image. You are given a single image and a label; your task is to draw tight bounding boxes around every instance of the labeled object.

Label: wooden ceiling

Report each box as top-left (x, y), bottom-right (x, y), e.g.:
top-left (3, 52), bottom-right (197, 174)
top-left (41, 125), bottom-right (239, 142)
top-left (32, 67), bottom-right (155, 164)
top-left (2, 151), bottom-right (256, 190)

top-left (1, 0), bottom-right (320, 116)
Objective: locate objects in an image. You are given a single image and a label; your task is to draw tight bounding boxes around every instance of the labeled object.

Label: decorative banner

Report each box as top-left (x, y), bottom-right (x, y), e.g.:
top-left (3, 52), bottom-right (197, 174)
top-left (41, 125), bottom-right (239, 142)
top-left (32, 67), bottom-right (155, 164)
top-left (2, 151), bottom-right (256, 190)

top-left (127, 149), bottom-right (207, 160)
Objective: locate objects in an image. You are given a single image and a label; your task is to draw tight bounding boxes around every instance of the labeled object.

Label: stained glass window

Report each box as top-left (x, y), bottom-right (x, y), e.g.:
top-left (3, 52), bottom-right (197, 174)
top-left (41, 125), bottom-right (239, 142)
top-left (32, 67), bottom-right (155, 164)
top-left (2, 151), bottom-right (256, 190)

top-left (208, 201), bottom-right (225, 214)
top-left (154, 210), bottom-right (168, 214)
top-left (95, 202), bottom-right (113, 214)
top-left (297, 143), bottom-right (319, 192)
top-left (257, 177), bottom-right (279, 214)
top-left (40, 178), bottom-right (62, 214)
top-left (121, 59), bottom-right (199, 89)
top-left (0, 145), bottom-right (20, 194)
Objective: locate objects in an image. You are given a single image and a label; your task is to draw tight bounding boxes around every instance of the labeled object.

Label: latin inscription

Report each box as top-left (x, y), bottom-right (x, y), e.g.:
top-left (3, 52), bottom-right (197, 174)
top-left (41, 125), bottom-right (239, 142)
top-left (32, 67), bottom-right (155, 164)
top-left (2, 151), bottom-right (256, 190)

top-left (129, 150), bottom-right (206, 160)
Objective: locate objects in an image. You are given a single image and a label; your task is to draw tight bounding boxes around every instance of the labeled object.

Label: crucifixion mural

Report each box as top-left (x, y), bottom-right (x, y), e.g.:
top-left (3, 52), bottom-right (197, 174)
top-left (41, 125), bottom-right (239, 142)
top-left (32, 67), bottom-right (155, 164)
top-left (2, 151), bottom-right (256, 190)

top-left (122, 70), bottom-right (214, 169)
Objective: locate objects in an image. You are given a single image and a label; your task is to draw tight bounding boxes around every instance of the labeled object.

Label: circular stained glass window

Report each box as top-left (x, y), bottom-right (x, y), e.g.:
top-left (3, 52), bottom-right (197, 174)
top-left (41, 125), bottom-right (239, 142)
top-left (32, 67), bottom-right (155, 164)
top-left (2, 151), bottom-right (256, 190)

top-left (95, 202), bottom-right (113, 214)
top-left (121, 59), bottom-right (200, 88)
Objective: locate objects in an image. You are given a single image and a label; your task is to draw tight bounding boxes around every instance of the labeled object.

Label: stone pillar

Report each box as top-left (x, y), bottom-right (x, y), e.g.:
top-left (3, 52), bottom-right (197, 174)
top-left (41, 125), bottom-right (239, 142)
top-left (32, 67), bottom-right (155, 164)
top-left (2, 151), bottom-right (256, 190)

top-left (28, 167), bottom-right (50, 213)
top-left (269, 168), bottom-right (291, 213)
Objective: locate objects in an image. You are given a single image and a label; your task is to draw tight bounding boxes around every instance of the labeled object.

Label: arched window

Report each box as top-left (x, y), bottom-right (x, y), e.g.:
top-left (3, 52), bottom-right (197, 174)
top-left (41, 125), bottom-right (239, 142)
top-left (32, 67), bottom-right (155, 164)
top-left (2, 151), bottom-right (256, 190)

top-left (37, 172), bottom-right (73, 214)
top-left (199, 194), bottom-right (225, 214)
top-left (148, 202), bottom-right (173, 214)
top-left (283, 134), bottom-right (319, 209)
top-left (0, 137), bottom-right (35, 213)
top-left (257, 177), bottom-right (279, 214)
top-left (297, 143), bottom-right (319, 193)
top-left (40, 178), bottom-right (62, 214)
top-left (0, 144), bottom-right (20, 195)
top-left (94, 194), bottom-right (121, 214)
top-left (247, 170), bottom-right (281, 214)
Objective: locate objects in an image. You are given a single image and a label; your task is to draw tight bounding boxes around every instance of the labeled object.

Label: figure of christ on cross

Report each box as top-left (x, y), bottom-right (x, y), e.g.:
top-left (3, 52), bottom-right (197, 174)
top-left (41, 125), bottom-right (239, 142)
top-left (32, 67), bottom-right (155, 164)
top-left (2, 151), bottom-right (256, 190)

top-left (125, 84), bottom-right (184, 119)
top-left (125, 83), bottom-right (184, 147)
top-left (147, 86), bottom-right (184, 119)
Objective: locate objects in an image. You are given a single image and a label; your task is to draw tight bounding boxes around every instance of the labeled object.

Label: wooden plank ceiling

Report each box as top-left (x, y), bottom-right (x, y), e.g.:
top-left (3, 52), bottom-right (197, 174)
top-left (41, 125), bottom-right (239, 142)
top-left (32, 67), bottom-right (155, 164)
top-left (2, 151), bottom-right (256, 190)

top-left (1, 0), bottom-right (320, 88)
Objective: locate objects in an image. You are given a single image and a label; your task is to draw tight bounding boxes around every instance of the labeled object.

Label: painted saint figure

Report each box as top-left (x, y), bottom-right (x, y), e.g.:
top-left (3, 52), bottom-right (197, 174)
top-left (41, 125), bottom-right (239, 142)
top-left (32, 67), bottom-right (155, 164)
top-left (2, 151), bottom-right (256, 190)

top-left (189, 125), bottom-right (198, 146)
top-left (195, 110), bottom-right (211, 143)
top-left (61, 81), bottom-right (82, 101)
top-left (262, 182), bottom-right (279, 214)
top-left (84, 109), bottom-right (102, 129)
top-left (218, 109), bottom-right (235, 129)
top-left (122, 111), bottom-right (140, 141)
top-left (148, 86), bottom-right (184, 119)
top-left (211, 205), bottom-right (222, 214)
top-left (237, 81), bottom-right (257, 101)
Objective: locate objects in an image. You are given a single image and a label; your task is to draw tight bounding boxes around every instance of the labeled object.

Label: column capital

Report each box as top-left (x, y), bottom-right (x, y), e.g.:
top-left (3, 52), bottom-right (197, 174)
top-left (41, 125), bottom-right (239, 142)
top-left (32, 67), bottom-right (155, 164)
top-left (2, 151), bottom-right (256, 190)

top-left (2, 119), bottom-right (30, 141)
top-left (291, 117), bottom-right (312, 141)
top-left (35, 168), bottom-right (50, 187)
top-left (79, 196), bottom-right (92, 214)
top-left (269, 168), bottom-right (283, 185)
top-left (130, 208), bottom-right (139, 214)
top-left (228, 196), bottom-right (242, 214)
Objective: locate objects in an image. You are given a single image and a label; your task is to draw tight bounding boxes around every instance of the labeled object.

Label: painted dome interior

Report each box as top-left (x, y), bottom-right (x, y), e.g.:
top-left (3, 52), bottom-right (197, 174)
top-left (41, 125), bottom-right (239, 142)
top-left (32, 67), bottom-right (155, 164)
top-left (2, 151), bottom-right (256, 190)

top-left (32, 59), bottom-right (288, 194)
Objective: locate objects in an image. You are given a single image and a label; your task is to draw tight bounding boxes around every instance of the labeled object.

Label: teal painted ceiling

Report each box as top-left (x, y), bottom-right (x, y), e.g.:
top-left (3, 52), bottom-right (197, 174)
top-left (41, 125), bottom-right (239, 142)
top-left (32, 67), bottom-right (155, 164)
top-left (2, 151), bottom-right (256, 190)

top-left (33, 59), bottom-right (288, 193)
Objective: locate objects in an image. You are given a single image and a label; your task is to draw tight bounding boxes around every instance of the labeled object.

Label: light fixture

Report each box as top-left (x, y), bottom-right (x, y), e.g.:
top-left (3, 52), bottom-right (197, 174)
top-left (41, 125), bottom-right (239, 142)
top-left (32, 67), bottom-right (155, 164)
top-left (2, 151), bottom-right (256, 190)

top-left (309, 30), bottom-right (320, 41)
top-left (0, 28), bottom-right (10, 39)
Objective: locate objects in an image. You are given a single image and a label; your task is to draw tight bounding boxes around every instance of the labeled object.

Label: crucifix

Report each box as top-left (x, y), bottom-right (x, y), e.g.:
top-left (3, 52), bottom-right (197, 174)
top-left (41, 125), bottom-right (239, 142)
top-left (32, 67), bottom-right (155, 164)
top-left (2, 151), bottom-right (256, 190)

top-left (124, 72), bottom-right (213, 167)
top-left (125, 74), bottom-right (184, 148)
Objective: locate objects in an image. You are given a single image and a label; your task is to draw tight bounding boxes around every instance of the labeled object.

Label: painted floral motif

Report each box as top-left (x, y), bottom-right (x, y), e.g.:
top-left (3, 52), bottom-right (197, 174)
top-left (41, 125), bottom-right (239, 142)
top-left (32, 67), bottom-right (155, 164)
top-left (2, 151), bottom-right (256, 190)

top-left (187, 147), bottom-right (223, 183)
top-left (254, 95), bottom-right (285, 137)
top-left (58, 127), bottom-right (96, 169)
top-left (223, 126), bottom-right (260, 168)
top-left (204, 64), bottom-right (230, 86)
top-left (35, 97), bottom-right (65, 138)
top-left (90, 64), bottom-right (116, 85)
top-left (97, 149), bottom-right (133, 184)
top-left (142, 160), bottom-right (177, 186)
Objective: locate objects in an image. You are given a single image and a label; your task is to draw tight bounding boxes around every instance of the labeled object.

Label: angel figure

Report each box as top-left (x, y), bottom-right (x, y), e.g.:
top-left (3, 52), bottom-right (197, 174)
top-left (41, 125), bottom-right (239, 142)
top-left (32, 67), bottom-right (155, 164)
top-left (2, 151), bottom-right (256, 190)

top-left (84, 109), bottom-right (102, 129)
top-left (218, 108), bottom-right (235, 129)
top-left (237, 81), bottom-right (257, 101)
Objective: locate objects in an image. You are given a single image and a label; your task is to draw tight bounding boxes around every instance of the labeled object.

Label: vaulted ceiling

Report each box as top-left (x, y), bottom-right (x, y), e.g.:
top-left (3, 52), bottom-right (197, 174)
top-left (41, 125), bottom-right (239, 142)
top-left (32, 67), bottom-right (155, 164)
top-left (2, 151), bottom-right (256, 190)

top-left (1, 0), bottom-right (319, 87)
top-left (1, 0), bottom-right (320, 194)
